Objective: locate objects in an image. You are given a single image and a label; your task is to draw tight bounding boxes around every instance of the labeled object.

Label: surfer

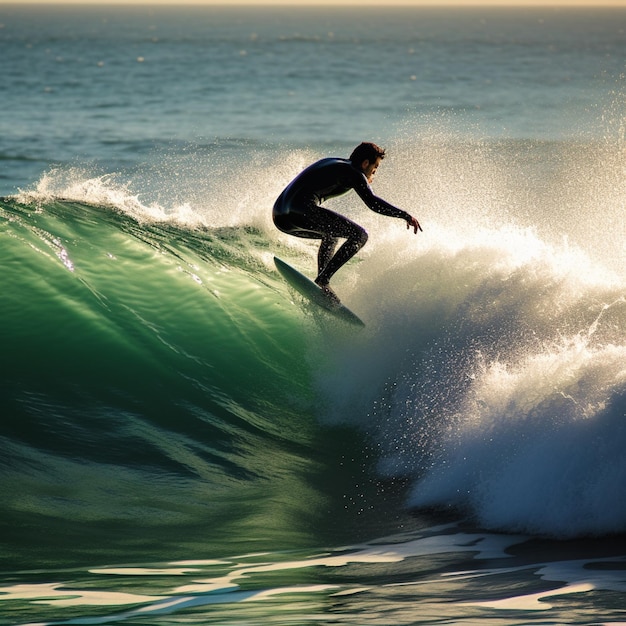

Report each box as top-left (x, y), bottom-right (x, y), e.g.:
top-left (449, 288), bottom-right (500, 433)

top-left (273, 142), bottom-right (422, 303)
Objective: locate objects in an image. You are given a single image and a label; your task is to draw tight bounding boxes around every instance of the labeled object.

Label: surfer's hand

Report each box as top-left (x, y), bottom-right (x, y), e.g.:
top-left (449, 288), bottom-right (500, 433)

top-left (406, 216), bottom-right (422, 234)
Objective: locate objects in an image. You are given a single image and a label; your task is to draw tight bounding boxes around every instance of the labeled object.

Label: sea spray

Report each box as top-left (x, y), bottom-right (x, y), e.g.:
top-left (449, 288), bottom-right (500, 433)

top-left (305, 126), bottom-right (626, 538)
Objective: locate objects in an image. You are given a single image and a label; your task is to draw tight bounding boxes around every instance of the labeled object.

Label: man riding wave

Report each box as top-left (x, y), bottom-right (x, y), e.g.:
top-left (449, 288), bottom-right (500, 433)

top-left (273, 142), bottom-right (422, 303)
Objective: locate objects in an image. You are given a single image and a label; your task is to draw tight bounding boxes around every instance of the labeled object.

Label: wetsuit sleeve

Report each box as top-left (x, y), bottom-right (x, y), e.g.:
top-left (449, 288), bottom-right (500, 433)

top-left (352, 172), bottom-right (410, 221)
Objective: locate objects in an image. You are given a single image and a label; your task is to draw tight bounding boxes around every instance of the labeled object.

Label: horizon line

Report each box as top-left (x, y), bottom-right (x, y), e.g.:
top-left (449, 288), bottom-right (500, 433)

top-left (1, 1), bottom-right (625, 5)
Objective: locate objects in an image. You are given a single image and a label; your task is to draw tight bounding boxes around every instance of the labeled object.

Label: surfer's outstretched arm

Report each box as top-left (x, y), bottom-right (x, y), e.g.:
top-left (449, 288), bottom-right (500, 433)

top-left (354, 183), bottom-right (422, 235)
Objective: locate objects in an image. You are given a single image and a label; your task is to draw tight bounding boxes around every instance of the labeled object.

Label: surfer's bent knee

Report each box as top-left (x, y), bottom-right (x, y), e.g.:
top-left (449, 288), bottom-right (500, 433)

top-left (351, 226), bottom-right (368, 250)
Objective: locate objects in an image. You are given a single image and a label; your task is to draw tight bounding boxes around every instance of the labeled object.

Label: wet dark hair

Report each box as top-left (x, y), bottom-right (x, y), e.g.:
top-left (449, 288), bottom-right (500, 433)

top-left (349, 142), bottom-right (386, 166)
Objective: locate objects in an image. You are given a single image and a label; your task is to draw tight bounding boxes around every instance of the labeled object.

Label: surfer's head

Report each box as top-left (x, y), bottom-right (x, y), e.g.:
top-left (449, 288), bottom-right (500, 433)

top-left (349, 142), bottom-right (385, 166)
top-left (350, 142), bottom-right (385, 183)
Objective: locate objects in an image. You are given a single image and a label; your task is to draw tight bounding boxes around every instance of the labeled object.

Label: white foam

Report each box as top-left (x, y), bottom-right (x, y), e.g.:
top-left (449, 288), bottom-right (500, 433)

top-left (316, 196), bottom-right (626, 537)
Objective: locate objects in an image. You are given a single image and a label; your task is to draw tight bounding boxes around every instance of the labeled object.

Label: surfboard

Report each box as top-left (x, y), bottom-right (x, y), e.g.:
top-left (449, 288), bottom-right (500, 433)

top-left (274, 256), bottom-right (365, 327)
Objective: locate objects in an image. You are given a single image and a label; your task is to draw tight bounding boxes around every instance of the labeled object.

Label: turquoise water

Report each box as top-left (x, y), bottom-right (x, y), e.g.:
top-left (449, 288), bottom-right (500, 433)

top-left (2, 5), bottom-right (626, 625)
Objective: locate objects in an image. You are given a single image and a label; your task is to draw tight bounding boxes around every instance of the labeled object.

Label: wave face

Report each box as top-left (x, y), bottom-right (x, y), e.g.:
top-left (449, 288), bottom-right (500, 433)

top-left (2, 134), bottom-right (626, 572)
top-left (0, 188), bottom-right (337, 567)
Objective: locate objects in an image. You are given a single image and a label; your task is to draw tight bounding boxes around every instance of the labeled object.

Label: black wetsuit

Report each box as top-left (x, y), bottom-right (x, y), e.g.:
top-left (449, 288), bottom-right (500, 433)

top-left (273, 158), bottom-right (410, 285)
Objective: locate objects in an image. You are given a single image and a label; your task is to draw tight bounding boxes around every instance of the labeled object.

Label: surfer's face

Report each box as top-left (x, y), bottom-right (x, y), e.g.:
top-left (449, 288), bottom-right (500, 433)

top-left (361, 157), bottom-right (382, 183)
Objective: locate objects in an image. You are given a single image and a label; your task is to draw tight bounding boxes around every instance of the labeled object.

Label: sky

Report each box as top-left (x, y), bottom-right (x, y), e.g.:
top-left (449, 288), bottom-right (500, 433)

top-left (1, 0), bottom-right (625, 5)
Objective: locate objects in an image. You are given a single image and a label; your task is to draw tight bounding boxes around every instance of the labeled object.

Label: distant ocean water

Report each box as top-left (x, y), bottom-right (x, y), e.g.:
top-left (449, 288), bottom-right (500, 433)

top-left (2, 5), bottom-right (626, 625)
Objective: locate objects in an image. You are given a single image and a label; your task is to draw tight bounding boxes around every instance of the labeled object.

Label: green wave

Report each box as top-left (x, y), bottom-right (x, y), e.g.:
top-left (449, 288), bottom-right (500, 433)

top-left (0, 197), bottom-right (382, 568)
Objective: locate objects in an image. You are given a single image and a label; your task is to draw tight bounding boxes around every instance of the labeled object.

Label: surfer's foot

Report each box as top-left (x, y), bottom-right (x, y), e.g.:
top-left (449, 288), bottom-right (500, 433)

top-left (315, 280), bottom-right (341, 306)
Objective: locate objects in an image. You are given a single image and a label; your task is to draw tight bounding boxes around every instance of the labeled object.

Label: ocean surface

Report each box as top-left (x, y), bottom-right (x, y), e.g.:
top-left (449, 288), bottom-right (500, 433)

top-left (2, 4), bottom-right (626, 625)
